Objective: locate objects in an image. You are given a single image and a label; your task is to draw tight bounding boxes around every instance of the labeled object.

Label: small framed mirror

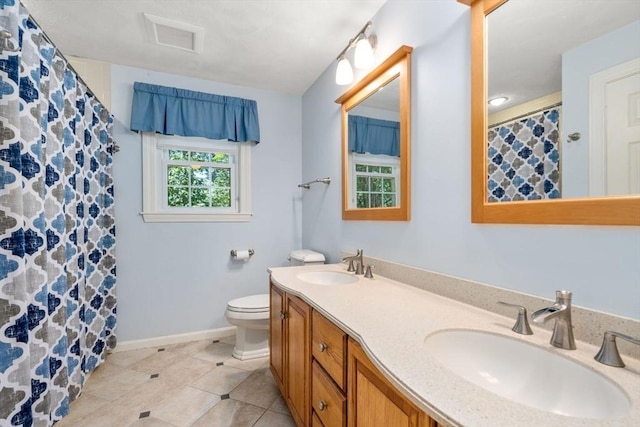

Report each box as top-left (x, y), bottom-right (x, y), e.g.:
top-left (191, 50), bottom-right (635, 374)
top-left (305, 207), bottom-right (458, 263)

top-left (336, 45), bottom-right (413, 221)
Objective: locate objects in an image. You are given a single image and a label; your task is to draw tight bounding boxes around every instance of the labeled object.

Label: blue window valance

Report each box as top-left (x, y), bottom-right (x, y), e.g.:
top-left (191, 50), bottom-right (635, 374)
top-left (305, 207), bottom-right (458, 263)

top-left (130, 82), bottom-right (260, 143)
top-left (348, 115), bottom-right (399, 157)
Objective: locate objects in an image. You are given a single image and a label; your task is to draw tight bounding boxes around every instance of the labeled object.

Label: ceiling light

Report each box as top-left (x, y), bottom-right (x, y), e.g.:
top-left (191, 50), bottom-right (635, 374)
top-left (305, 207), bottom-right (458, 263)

top-left (354, 36), bottom-right (375, 69)
top-left (336, 56), bottom-right (354, 85)
top-left (335, 21), bottom-right (377, 85)
top-left (488, 96), bottom-right (509, 106)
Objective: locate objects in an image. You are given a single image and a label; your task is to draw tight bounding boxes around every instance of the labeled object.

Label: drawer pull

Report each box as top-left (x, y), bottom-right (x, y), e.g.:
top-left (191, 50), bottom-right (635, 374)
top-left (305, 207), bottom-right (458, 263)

top-left (318, 342), bottom-right (328, 352)
top-left (279, 311), bottom-right (286, 320)
top-left (318, 400), bottom-right (328, 411)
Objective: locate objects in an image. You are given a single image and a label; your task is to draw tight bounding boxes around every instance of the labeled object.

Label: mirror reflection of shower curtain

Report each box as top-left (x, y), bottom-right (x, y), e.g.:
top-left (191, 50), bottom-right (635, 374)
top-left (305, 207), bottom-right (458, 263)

top-left (487, 108), bottom-right (561, 202)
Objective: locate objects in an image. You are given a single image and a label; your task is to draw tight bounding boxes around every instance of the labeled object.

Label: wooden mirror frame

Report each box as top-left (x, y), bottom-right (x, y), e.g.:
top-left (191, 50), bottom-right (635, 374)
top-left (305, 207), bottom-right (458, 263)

top-left (463, 0), bottom-right (640, 225)
top-left (335, 45), bottom-right (413, 221)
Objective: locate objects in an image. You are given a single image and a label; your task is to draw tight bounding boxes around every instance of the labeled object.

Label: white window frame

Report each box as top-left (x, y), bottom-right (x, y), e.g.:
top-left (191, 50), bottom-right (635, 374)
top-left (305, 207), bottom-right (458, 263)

top-left (348, 152), bottom-right (400, 209)
top-left (141, 132), bottom-right (252, 222)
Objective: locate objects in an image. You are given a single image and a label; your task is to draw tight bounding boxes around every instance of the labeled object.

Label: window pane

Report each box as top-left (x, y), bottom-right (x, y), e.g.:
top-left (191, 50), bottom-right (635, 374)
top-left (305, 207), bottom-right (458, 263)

top-left (383, 194), bottom-right (395, 207)
top-left (355, 164), bottom-right (367, 172)
top-left (383, 178), bottom-right (395, 193)
top-left (191, 188), bottom-right (211, 207)
top-left (356, 176), bottom-right (369, 191)
top-left (212, 188), bottom-right (232, 207)
top-left (190, 151), bottom-right (211, 162)
top-left (212, 167), bottom-right (231, 187)
top-left (371, 193), bottom-right (383, 207)
top-left (213, 153), bottom-right (231, 164)
top-left (169, 150), bottom-right (188, 161)
top-left (168, 187), bottom-right (189, 207)
top-left (371, 177), bottom-right (382, 192)
top-left (380, 166), bottom-right (393, 174)
top-left (190, 165), bottom-right (211, 186)
top-left (368, 165), bottom-right (381, 173)
top-left (356, 193), bottom-right (369, 208)
top-left (168, 166), bottom-right (189, 186)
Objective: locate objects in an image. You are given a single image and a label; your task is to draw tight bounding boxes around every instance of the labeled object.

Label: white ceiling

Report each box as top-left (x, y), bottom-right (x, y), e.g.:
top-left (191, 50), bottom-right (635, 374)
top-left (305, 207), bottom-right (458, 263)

top-left (21, 0), bottom-right (387, 95)
top-left (488, 0), bottom-right (640, 113)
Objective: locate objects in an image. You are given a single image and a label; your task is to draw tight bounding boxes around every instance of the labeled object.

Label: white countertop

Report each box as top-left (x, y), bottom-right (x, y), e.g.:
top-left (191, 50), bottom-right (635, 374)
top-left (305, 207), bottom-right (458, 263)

top-left (269, 263), bottom-right (640, 427)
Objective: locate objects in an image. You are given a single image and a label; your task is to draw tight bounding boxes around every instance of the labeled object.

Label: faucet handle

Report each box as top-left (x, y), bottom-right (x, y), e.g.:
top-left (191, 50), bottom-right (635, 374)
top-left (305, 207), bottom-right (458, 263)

top-left (497, 301), bottom-right (533, 335)
top-left (364, 265), bottom-right (375, 279)
top-left (594, 331), bottom-right (640, 367)
top-left (345, 259), bottom-right (355, 272)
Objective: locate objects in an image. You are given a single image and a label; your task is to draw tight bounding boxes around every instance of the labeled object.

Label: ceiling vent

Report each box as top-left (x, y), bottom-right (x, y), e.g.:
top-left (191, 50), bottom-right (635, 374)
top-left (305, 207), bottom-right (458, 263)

top-left (143, 13), bottom-right (204, 54)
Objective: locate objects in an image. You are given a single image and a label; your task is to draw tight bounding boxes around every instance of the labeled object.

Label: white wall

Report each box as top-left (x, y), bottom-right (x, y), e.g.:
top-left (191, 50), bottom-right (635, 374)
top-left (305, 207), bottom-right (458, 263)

top-left (562, 20), bottom-right (640, 198)
top-left (111, 65), bottom-right (303, 341)
top-left (301, 1), bottom-right (640, 319)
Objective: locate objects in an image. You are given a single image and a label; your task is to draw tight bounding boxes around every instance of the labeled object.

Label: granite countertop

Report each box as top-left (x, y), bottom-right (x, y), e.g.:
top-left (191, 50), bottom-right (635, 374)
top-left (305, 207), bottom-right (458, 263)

top-left (268, 263), bottom-right (640, 427)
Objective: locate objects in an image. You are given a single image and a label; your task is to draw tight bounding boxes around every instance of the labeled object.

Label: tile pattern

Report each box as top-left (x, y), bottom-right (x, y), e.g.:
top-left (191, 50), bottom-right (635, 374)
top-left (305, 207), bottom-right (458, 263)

top-left (55, 335), bottom-right (294, 427)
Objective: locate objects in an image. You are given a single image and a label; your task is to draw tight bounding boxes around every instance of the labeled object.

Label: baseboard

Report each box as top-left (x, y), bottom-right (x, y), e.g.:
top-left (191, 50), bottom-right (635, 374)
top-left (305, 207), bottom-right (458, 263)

top-left (111, 326), bottom-right (237, 353)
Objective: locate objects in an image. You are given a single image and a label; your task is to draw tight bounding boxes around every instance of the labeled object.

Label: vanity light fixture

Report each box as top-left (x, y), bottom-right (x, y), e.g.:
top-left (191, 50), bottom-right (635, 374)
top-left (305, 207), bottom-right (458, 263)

top-left (488, 96), bottom-right (509, 106)
top-left (335, 21), bottom-right (377, 85)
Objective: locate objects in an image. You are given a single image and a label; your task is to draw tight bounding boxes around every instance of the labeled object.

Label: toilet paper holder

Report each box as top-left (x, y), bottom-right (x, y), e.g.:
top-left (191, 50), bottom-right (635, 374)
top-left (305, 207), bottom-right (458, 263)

top-left (230, 249), bottom-right (255, 258)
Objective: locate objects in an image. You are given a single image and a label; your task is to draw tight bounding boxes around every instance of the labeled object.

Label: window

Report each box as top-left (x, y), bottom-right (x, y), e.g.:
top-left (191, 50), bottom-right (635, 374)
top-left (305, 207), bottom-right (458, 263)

top-left (349, 153), bottom-right (400, 208)
top-left (141, 133), bottom-right (252, 222)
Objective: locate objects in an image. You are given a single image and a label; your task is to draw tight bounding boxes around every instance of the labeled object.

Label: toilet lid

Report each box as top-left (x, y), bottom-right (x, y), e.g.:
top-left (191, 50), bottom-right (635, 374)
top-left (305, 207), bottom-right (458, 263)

top-left (227, 294), bottom-right (269, 313)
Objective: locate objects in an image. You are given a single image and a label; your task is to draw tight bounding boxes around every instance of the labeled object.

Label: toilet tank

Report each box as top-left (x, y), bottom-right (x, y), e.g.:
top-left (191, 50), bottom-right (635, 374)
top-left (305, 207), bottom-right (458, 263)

top-left (289, 249), bottom-right (325, 266)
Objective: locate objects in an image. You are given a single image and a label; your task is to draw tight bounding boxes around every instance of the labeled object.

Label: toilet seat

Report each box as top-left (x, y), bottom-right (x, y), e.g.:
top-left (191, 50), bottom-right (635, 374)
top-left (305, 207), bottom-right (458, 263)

top-left (227, 294), bottom-right (269, 313)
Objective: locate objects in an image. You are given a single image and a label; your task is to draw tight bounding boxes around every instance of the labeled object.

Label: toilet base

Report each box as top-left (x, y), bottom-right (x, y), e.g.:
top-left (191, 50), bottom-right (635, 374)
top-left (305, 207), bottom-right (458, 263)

top-left (232, 326), bottom-right (269, 360)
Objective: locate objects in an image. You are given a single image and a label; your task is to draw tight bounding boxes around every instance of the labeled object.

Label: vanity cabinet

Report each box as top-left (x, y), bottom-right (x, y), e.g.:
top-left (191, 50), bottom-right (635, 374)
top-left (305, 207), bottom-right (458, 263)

top-left (269, 282), bottom-right (311, 427)
top-left (270, 281), bottom-right (438, 427)
top-left (348, 338), bottom-right (437, 427)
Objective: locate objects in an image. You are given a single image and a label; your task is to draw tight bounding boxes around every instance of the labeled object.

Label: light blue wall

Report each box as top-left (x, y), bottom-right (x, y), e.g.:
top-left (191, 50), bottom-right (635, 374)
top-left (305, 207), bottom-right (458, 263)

top-left (301, 1), bottom-right (640, 319)
top-left (562, 20), bottom-right (640, 197)
top-left (111, 66), bottom-right (303, 341)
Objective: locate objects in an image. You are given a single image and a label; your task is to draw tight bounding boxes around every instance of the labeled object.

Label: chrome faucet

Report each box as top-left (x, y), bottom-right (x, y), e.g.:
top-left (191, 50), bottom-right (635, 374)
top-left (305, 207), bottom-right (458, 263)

top-left (594, 331), bottom-right (640, 367)
top-left (342, 249), bottom-right (364, 275)
top-left (531, 290), bottom-right (576, 350)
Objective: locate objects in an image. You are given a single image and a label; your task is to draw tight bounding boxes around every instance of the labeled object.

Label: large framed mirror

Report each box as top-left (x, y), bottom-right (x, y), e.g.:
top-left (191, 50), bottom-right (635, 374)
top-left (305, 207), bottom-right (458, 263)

top-left (464, 0), bottom-right (640, 225)
top-left (336, 45), bottom-right (412, 221)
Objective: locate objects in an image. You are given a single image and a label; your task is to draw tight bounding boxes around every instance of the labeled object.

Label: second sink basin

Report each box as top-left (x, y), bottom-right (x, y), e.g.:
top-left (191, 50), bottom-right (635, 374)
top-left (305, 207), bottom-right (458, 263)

top-left (297, 271), bottom-right (358, 286)
top-left (424, 329), bottom-right (630, 419)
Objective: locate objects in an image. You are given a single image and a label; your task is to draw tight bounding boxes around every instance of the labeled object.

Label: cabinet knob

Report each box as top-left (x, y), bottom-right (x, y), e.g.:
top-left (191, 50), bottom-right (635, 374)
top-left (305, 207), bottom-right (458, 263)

top-left (318, 342), bottom-right (328, 352)
top-left (279, 311), bottom-right (286, 320)
top-left (318, 400), bottom-right (328, 411)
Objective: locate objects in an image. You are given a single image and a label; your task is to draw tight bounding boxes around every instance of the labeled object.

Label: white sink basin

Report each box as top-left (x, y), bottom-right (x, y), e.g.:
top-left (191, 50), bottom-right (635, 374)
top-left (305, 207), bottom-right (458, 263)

top-left (297, 271), bottom-right (358, 286)
top-left (424, 330), bottom-right (630, 419)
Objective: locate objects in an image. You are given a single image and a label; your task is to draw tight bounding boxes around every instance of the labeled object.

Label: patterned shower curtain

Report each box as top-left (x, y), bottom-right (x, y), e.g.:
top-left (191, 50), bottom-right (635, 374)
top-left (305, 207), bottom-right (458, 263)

top-left (487, 108), bottom-right (561, 202)
top-left (0, 2), bottom-right (116, 426)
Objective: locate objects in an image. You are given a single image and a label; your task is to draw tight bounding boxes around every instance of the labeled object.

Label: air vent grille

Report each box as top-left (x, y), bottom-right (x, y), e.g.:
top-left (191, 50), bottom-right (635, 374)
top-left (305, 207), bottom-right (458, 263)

top-left (143, 13), bottom-right (204, 54)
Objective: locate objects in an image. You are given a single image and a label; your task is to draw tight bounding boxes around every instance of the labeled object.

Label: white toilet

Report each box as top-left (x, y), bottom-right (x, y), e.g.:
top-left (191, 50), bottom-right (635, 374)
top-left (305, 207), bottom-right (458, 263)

top-left (225, 249), bottom-right (325, 360)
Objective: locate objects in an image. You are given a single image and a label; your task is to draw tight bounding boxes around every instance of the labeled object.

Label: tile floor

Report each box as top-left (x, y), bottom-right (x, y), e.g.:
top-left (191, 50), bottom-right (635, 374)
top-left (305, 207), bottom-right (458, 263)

top-left (56, 335), bottom-right (295, 427)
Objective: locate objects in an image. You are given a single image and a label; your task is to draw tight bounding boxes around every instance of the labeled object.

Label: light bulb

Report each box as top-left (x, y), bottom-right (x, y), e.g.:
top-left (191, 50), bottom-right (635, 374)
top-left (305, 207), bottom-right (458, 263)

top-left (488, 96), bottom-right (509, 106)
top-left (336, 57), bottom-right (354, 85)
top-left (354, 37), bottom-right (374, 69)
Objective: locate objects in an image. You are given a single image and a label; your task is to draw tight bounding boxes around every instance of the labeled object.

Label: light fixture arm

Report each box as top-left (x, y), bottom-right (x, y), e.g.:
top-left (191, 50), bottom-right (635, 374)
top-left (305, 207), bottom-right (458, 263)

top-left (336, 21), bottom-right (373, 60)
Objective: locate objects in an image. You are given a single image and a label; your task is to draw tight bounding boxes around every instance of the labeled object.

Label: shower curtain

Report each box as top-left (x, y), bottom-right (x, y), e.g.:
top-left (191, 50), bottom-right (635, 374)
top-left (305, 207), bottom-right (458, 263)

top-left (487, 108), bottom-right (561, 202)
top-left (0, 2), bottom-right (116, 426)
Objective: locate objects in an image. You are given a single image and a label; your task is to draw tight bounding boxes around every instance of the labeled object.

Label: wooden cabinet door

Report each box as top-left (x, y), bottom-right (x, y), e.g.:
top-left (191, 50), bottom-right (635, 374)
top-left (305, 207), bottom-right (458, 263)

top-left (269, 283), bottom-right (285, 394)
top-left (286, 294), bottom-right (311, 427)
top-left (348, 338), bottom-right (435, 427)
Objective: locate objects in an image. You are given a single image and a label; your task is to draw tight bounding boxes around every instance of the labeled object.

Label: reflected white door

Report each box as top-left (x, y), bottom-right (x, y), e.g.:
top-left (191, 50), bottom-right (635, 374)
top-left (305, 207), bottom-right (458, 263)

top-left (606, 72), bottom-right (640, 195)
top-left (589, 58), bottom-right (640, 196)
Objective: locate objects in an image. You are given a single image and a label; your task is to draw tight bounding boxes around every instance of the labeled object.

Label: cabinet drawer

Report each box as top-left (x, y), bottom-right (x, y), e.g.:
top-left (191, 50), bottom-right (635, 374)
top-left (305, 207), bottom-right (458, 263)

top-left (312, 310), bottom-right (347, 390)
top-left (312, 360), bottom-right (346, 427)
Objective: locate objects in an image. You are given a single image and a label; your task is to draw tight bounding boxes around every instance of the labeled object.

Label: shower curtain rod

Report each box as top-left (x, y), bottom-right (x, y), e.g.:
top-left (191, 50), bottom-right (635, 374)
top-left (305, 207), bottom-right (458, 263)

top-left (490, 101), bottom-right (562, 128)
